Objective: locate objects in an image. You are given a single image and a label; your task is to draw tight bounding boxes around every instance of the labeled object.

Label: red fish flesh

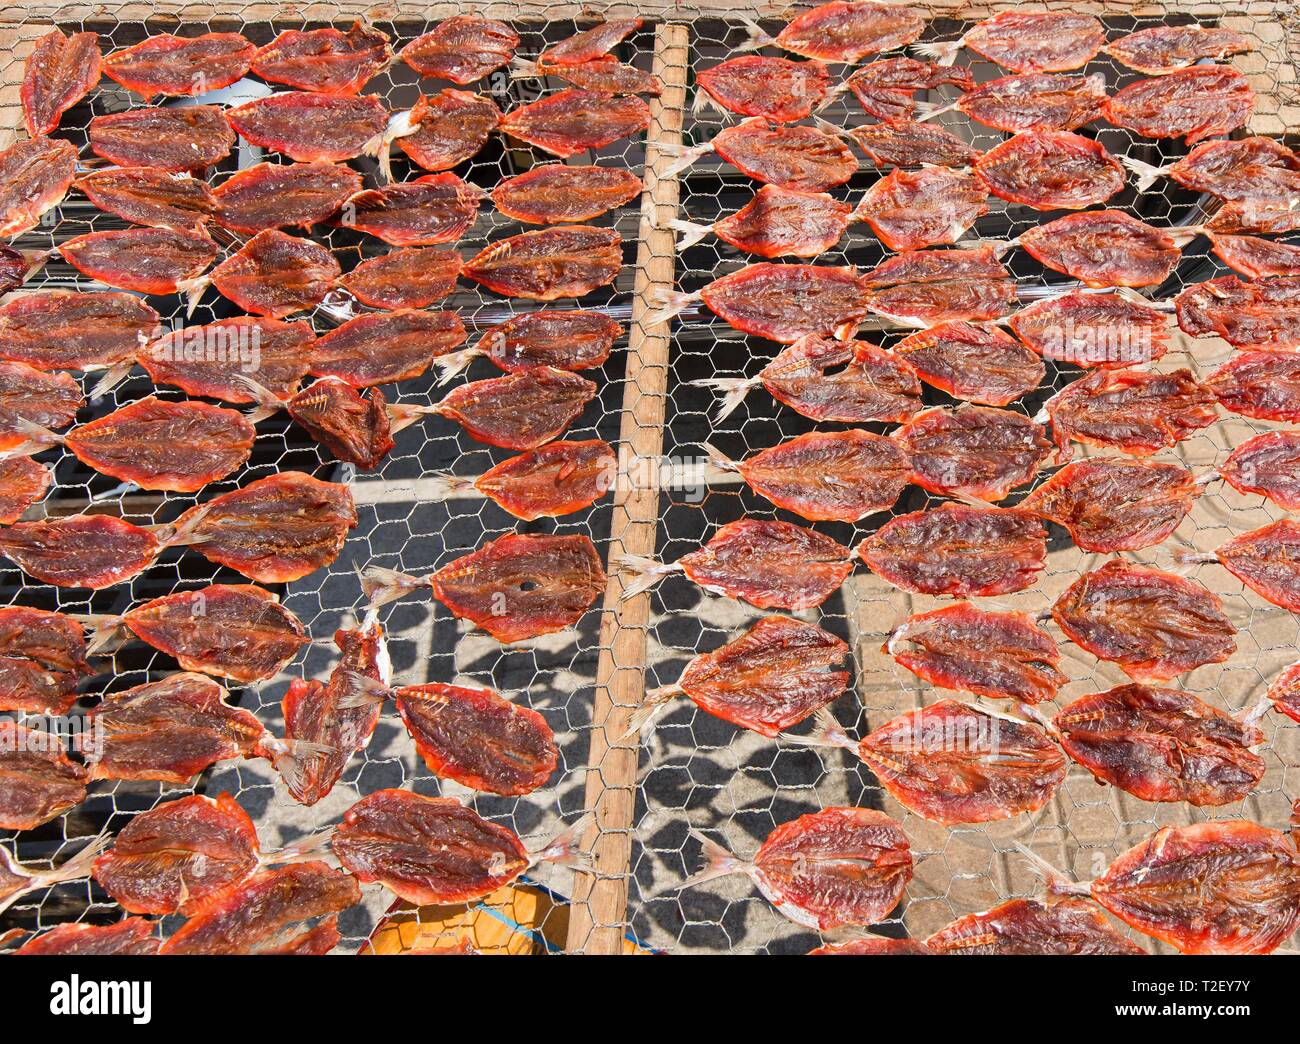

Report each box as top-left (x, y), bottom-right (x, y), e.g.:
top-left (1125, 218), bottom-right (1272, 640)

top-left (0, 721), bottom-right (88, 829)
top-left (1043, 368), bottom-right (1217, 458)
top-left (923, 12), bottom-right (1104, 73)
top-left (848, 120), bottom-right (980, 170)
top-left (672, 263), bottom-right (870, 342)
top-left (641, 518), bottom-right (853, 611)
top-left (102, 32), bottom-right (254, 98)
top-left (0, 248), bottom-right (26, 293)
top-left (0, 360), bottom-right (83, 445)
top-left (1206, 350), bottom-right (1300, 422)
top-left (22, 28), bottom-right (102, 136)
top-left (401, 16), bottom-right (518, 83)
top-left (1055, 684), bottom-right (1264, 806)
top-left (679, 117), bottom-right (857, 191)
top-left (1008, 289), bottom-right (1170, 369)
top-left (171, 471), bottom-right (356, 583)
top-left (13, 919), bottom-right (159, 956)
top-left (471, 439), bottom-right (616, 520)
top-left (845, 57), bottom-right (973, 121)
top-left (87, 104), bottom-right (235, 171)
top-left (332, 789), bottom-right (585, 904)
top-left (811, 936), bottom-right (932, 955)
top-left (464, 226), bottom-right (622, 300)
top-left (540, 19), bottom-right (642, 66)
top-left (517, 56), bottom-right (661, 97)
top-left (896, 405), bottom-right (1053, 501)
top-left (674, 185), bottom-right (852, 258)
top-left (113, 583), bottom-right (308, 684)
top-left (0, 458), bottom-right (50, 524)
top-left (683, 808), bottom-right (911, 930)
top-left (0, 136), bottom-right (76, 236)
top-left (852, 167), bottom-right (988, 252)
top-left (447, 310), bottom-right (621, 377)
top-left (1203, 520), bottom-right (1300, 613)
top-left (310, 308), bottom-right (464, 387)
top-left (493, 164), bottom-right (641, 224)
top-left (719, 429), bottom-right (911, 521)
top-left (1209, 233), bottom-right (1300, 279)
top-left (927, 898), bottom-right (1144, 955)
top-left (93, 792), bottom-right (259, 915)
top-left (1176, 275), bottom-right (1300, 351)
top-left (59, 227), bottom-right (218, 295)
top-left (886, 602), bottom-right (1064, 704)
top-left (1126, 137), bottom-right (1300, 223)
top-left (227, 91), bottom-right (388, 162)
top-left (141, 315), bottom-right (315, 403)
top-left (860, 504), bottom-right (1047, 597)
top-left (77, 167), bottom-right (216, 232)
top-left (1106, 25), bottom-right (1252, 75)
top-left (651, 615), bottom-right (848, 738)
top-left (284, 379), bottom-right (394, 469)
top-left (49, 395), bottom-right (253, 493)
top-left (278, 614), bottom-right (387, 805)
top-left (393, 683), bottom-right (557, 795)
top-left (1219, 431), bottom-right (1300, 509)
top-left (1085, 821), bottom-right (1300, 954)
top-left (214, 161), bottom-right (362, 234)
top-left (387, 532), bottom-right (605, 642)
top-left (395, 90), bottom-right (500, 171)
top-left (814, 700), bottom-right (1065, 824)
top-left (696, 56), bottom-right (829, 122)
top-left (79, 673), bottom-right (267, 783)
top-left (940, 72), bottom-right (1106, 133)
top-left (1268, 663), bottom-right (1300, 724)
top-left (976, 130), bottom-right (1125, 210)
top-left (0, 515), bottom-right (161, 589)
top-left (702, 335), bottom-right (922, 424)
top-left (499, 88), bottom-right (649, 158)
top-left (1018, 211), bottom-right (1182, 288)
top-left (1104, 67), bottom-right (1254, 145)
top-left (861, 248), bottom-right (1016, 326)
top-left (340, 247), bottom-right (462, 309)
top-left (338, 172), bottom-right (483, 246)
top-left (161, 861), bottom-right (358, 955)
top-left (432, 362), bottom-right (598, 447)
top-left (1052, 559), bottom-right (1236, 682)
top-left (894, 321), bottom-right (1044, 406)
top-left (1021, 457), bottom-right (1201, 553)
top-left (0, 607), bottom-right (89, 715)
top-left (752, 2), bottom-right (924, 62)
top-left (251, 22), bottom-right (391, 95)
top-left (207, 229), bottom-right (341, 318)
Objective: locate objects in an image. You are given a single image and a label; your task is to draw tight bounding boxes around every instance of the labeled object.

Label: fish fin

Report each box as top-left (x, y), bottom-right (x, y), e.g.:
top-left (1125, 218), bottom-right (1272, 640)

top-left (1119, 154), bottom-right (1171, 193)
top-left (1013, 842), bottom-right (1091, 898)
top-left (812, 115), bottom-right (853, 143)
top-left (528, 813), bottom-right (594, 874)
top-left (3, 416), bottom-right (61, 454)
top-left (666, 217), bottom-right (714, 251)
top-left (35, 833), bottom-right (111, 894)
top-left (334, 669), bottom-right (392, 710)
top-left (88, 361), bottom-right (133, 401)
top-left (782, 706), bottom-right (857, 751)
top-left (1238, 695), bottom-right (1272, 734)
top-left (228, 372), bottom-right (287, 414)
top-left (619, 684), bottom-right (683, 742)
top-left (431, 345), bottom-right (482, 384)
top-left (644, 287), bottom-right (702, 326)
top-left (263, 827), bottom-right (336, 866)
top-left (360, 564), bottom-right (432, 607)
top-left (699, 441), bottom-right (737, 473)
top-left (913, 39), bottom-right (963, 65)
top-left (691, 89), bottom-right (725, 116)
top-left (80, 613), bottom-right (128, 656)
top-left (421, 471), bottom-right (481, 502)
top-left (176, 274), bottom-right (210, 317)
top-left (676, 829), bottom-right (749, 891)
top-left (509, 57), bottom-right (541, 79)
top-left (614, 554), bottom-right (680, 600)
top-left (688, 376), bottom-right (762, 423)
top-left (735, 17), bottom-right (775, 53)
top-left (912, 99), bottom-right (957, 123)
top-left (813, 80), bottom-right (850, 112)
top-left (658, 140), bottom-right (713, 179)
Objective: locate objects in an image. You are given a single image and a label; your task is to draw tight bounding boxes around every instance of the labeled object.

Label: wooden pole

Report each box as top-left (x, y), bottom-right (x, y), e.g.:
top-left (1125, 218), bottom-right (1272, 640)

top-left (564, 20), bottom-right (688, 955)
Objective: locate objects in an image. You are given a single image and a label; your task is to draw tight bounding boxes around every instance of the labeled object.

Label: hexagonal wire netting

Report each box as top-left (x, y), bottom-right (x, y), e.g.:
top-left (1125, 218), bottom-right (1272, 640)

top-left (0, 1), bottom-right (1297, 955)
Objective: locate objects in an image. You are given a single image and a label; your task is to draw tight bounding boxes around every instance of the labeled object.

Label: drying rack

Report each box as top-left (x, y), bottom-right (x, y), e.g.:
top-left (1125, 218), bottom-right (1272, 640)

top-left (0, 0), bottom-right (1298, 955)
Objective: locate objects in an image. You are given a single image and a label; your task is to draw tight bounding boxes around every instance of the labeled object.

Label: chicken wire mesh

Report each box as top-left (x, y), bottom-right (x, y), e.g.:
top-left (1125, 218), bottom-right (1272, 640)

top-left (0, 0), bottom-right (1296, 955)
